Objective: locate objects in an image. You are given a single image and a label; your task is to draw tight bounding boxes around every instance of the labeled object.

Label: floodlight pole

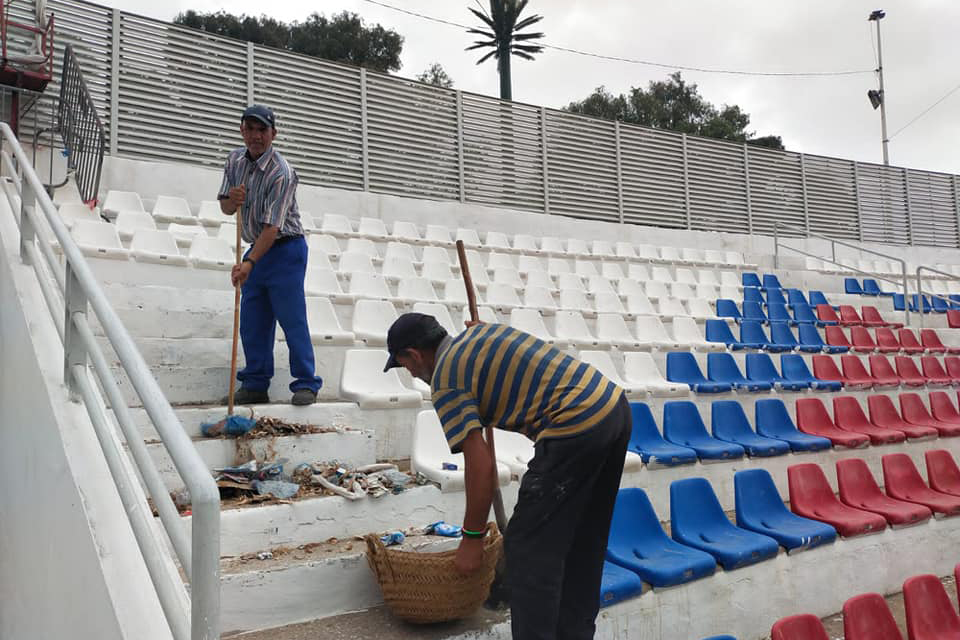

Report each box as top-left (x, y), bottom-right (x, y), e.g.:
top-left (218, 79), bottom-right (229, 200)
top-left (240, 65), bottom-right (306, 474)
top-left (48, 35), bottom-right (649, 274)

top-left (870, 9), bottom-right (890, 165)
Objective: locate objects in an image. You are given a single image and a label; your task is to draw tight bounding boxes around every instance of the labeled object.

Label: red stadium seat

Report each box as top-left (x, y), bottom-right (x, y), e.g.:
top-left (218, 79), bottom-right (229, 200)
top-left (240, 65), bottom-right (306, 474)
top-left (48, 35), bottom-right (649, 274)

top-left (811, 354), bottom-right (846, 388)
top-left (843, 593), bottom-right (905, 640)
top-left (946, 357), bottom-right (960, 382)
top-left (840, 355), bottom-right (877, 389)
top-left (924, 450), bottom-right (960, 498)
top-left (867, 355), bottom-right (902, 389)
top-left (904, 574), bottom-right (960, 640)
top-left (875, 327), bottom-right (904, 354)
top-left (948, 309), bottom-right (960, 329)
top-left (838, 305), bottom-right (864, 326)
top-left (929, 391), bottom-right (960, 427)
top-left (882, 453), bottom-right (960, 516)
top-left (833, 396), bottom-right (905, 444)
top-left (816, 304), bottom-right (841, 325)
top-left (898, 328), bottom-right (926, 354)
top-left (850, 326), bottom-right (879, 353)
top-left (862, 305), bottom-right (902, 329)
top-left (771, 614), bottom-right (829, 640)
top-left (787, 463), bottom-right (886, 537)
top-left (900, 393), bottom-right (960, 437)
top-left (837, 458), bottom-right (931, 527)
top-left (795, 398), bottom-right (869, 448)
top-left (824, 325), bottom-right (853, 351)
top-left (920, 328), bottom-right (955, 354)
top-left (921, 356), bottom-right (955, 386)
top-left (894, 356), bottom-right (928, 387)
top-left (867, 395), bottom-right (938, 440)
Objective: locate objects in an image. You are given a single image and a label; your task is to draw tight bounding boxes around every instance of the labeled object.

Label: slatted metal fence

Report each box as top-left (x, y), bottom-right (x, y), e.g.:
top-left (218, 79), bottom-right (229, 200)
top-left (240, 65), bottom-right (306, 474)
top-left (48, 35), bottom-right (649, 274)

top-left (9, 0), bottom-right (960, 248)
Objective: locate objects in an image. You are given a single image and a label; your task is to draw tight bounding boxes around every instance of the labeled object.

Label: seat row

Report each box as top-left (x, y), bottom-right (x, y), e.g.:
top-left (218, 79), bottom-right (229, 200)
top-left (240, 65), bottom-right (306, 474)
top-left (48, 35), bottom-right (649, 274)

top-left (812, 353), bottom-right (960, 390)
top-left (805, 255), bottom-right (959, 281)
top-left (772, 571), bottom-right (960, 640)
top-left (737, 285), bottom-right (833, 308)
top-left (822, 326), bottom-right (956, 354)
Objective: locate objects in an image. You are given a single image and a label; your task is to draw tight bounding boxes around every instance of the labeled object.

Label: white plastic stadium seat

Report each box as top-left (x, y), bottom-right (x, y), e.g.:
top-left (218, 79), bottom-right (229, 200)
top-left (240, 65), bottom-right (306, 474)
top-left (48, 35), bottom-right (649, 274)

top-left (102, 190), bottom-right (144, 218)
top-left (697, 269), bottom-right (721, 287)
top-left (425, 224), bottom-right (454, 246)
top-left (72, 220), bottom-right (129, 260)
top-left (625, 294), bottom-right (657, 316)
top-left (320, 213), bottom-right (355, 238)
top-left (129, 229), bottom-right (189, 266)
top-left (559, 288), bottom-right (592, 315)
top-left (493, 267), bottom-right (524, 289)
top-left (645, 281), bottom-right (668, 301)
top-left (615, 242), bottom-right (638, 260)
top-left (340, 349), bottom-right (423, 410)
top-left (345, 237), bottom-right (381, 261)
top-left (188, 236), bottom-right (233, 270)
top-left (524, 286), bottom-right (558, 314)
top-left (623, 352), bottom-right (688, 397)
top-left (114, 210), bottom-right (157, 241)
top-left (686, 298), bottom-right (716, 321)
top-left (587, 275), bottom-right (616, 296)
top-left (578, 351), bottom-right (644, 398)
top-left (58, 202), bottom-right (100, 229)
top-left (381, 256), bottom-right (419, 282)
top-left (338, 251), bottom-right (376, 275)
top-left (574, 260), bottom-right (598, 278)
top-left (618, 278), bottom-right (645, 298)
top-left (547, 257), bottom-right (572, 275)
top-left (357, 217), bottom-right (389, 240)
top-left (392, 220), bottom-right (423, 244)
top-left (308, 233), bottom-right (340, 260)
top-left (307, 249), bottom-right (335, 271)
top-left (658, 297), bottom-right (689, 319)
top-left (681, 248), bottom-right (706, 265)
top-left (567, 238), bottom-right (590, 257)
top-left (455, 227), bottom-right (482, 247)
top-left (352, 299), bottom-right (398, 345)
top-left (675, 268), bottom-right (699, 286)
top-left (672, 316), bottom-right (725, 352)
top-left (719, 271), bottom-right (742, 289)
top-left (151, 195), bottom-right (196, 225)
top-left (594, 291), bottom-right (627, 314)
top-left (487, 252), bottom-right (516, 271)
top-left (627, 264), bottom-right (650, 281)
top-left (671, 283), bottom-right (695, 300)
top-left (384, 241), bottom-right (417, 263)
top-left (411, 410), bottom-right (511, 492)
top-left (167, 223), bottom-right (205, 247)
top-left (601, 262), bottom-right (625, 281)
top-left (651, 266), bottom-right (674, 283)
top-left (412, 302), bottom-right (459, 336)
top-left (304, 267), bottom-right (352, 303)
top-left (555, 310), bottom-right (607, 349)
top-left (592, 240), bottom-right (616, 259)
top-left (421, 245), bottom-right (452, 266)
top-left (513, 234), bottom-right (540, 254)
top-left (636, 244), bottom-right (660, 262)
top-left (421, 261), bottom-right (452, 285)
top-left (526, 270), bottom-right (555, 290)
top-left (509, 308), bottom-right (557, 344)
top-left (397, 277), bottom-right (439, 304)
top-left (484, 231), bottom-right (512, 251)
top-left (557, 273), bottom-right (585, 292)
top-left (541, 237), bottom-right (565, 255)
top-left (486, 282), bottom-right (522, 311)
top-left (493, 429), bottom-right (536, 480)
top-left (197, 200), bottom-right (226, 227)
top-left (635, 316), bottom-right (682, 350)
top-left (304, 297), bottom-right (354, 345)
top-left (596, 313), bottom-right (647, 351)
top-left (517, 255), bottom-right (545, 274)
top-left (348, 273), bottom-right (394, 300)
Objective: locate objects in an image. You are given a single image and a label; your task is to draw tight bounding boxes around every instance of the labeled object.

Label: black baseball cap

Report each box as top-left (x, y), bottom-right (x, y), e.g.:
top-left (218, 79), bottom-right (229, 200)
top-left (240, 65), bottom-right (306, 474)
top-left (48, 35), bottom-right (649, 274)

top-left (241, 104), bottom-right (276, 129)
top-left (383, 313), bottom-right (446, 372)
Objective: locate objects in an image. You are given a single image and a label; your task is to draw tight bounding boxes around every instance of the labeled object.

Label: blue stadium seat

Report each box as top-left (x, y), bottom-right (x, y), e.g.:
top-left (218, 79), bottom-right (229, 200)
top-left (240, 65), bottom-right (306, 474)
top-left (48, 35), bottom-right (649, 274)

top-left (950, 294), bottom-right (960, 310)
top-left (606, 488), bottom-right (716, 588)
top-left (771, 323), bottom-right (817, 353)
top-left (762, 274), bottom-right (784, 290)
top-left (798, 323), bottom-right (848, 354)
top-left (734, 469), bottom-right (837, 552)
top-left (743, 287), bottom-right (764, 305)
top-left (742, 272), bottom-right (762, 288)
top-left (845, 278), bottom-right (865, 295)
top-left (766, 302), bottom-right (796, 326)
top-left (781, 354), bottom-right (842, 391)
top-left (745, 352), bottom-right (810, 391)
top-left (862, 278), bottom-right (883, 296)
top-left (667, 352), bottom-right (734, 392)
top-left (705, 319), bottom-right (746, 351)
top-left (911, 293), bottom-right (932, 314)
top-left (670, 477), bottom-right (779, 570)
top-left (742, 321), bottom-right (791, 353)
top-left (786, 288), bottom-right (809, 308)
top-left (663, 401), bottom-right (744, 459)
top-left (932, 295), bottom-right (949, 313)
top-left (599, 561), bottom-right (644, 608)
top-left (792, 303), bottom-right (824, 326)
top-left (742, 301), bottom-right (768, 324)
top-left (765, 287), bottom-right (787, 306)
top-left (707, 352), bottom-right (772, 392)
top-left (808, 290), bottom-right (831, 308)
top-left (702, 636), bottom-right (738, 640)
top-left (892, 293), bottom-right (905, 312)
top-left (627, 402), bottom-right (698, 467)
top-left (712, 400), bottom-right (790, 456)
top-left (716, 299), bottom-right (743, 323)
top-left (755, 398), bottom-right (833, 452)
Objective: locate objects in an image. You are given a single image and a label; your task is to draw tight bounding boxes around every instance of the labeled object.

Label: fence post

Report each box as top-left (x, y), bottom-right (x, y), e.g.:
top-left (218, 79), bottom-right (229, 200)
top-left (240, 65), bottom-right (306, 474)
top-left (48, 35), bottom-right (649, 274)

top-left (456, 90), bottom-right (465, 203)
top-left (109, 8), bottom-right (120, 156)
top-left (19, 175), bottom-right (34, 264)
top-left (904, 168), bottom-right (913, 245)
top-left (615, 120), bottom-right (623, 224)
top-left (853, 162), bottom-right (864, 242)
top-left (800, 153), bottom-right (810, 235)
top-left (743, 143), bottom-right (753, 234)
top-left (360, 68), bottom-right (369, 192)
top-left (246, 43), bottom-right (255, 105)
top-left (541, 106), bottom-right (549, 215)
top-left (682, 134), bottom-right (691, 230)
top-left (63, 262), bottom-right (87, 399)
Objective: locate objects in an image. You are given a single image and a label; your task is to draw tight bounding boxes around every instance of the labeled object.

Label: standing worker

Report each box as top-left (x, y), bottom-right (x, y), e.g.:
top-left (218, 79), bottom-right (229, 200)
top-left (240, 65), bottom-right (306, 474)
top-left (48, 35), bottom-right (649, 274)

top-left (383, 314), bottom-right (631, 640)
top-left (217, 105), bottom-right (322, 406)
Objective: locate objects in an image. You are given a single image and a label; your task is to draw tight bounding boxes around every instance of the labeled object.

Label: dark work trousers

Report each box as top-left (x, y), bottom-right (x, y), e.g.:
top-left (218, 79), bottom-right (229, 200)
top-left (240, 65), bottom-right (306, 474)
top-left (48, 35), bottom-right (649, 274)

top-left (238, 236), bottom-right (323, 394)
top-left (505, 393), bottom-right (632, 640)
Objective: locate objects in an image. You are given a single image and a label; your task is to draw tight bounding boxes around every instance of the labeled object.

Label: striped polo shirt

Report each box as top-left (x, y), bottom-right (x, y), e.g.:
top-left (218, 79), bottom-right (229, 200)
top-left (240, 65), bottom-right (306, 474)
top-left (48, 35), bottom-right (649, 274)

top-left (217, 146), bottom-right (304, 244)
top-left (431, 323), bottom-right (624, 453)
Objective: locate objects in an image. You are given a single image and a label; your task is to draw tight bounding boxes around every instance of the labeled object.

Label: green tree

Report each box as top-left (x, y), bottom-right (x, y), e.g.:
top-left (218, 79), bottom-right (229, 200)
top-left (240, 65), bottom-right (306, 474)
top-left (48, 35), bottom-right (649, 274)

top-left (173, 10), bottom-right (404, 73)
top-left (466, 0), bottom-right (544, 100)
top-left (416, 63), bottom-right (454, 88)
top-left (566, 72), bottom-right (785, 150)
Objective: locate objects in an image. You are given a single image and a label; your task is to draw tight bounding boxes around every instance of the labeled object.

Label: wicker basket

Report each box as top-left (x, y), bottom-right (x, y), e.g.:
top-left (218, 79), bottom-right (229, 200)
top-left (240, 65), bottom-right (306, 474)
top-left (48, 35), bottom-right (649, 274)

top-left (365, 523), bottom-right (503, 624)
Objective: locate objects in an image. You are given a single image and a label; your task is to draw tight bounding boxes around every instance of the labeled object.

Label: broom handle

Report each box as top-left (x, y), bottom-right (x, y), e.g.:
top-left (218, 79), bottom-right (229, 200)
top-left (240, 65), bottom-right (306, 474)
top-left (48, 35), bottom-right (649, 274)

top-left (227, 204), bottom-right (242, 416)
top-left (455, 240), bottom-right (508, 532)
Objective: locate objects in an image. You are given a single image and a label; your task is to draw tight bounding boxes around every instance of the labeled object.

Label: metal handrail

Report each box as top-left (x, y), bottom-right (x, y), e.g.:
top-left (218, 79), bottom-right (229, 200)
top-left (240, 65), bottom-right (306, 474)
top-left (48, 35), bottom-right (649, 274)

top-left (915, 265), bottom-right (960, 329)
top-left (773, 220), bottom-right (910, 327)
top-left (0, 121), bottom-right (219, 639)
top-left (57, 45), bottom-right (105, 204)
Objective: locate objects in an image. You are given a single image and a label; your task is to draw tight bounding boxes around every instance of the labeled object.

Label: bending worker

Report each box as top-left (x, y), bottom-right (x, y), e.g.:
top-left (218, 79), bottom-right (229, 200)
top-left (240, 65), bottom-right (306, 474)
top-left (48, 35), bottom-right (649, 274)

top-left (383, 313), bottom-right (631, 640)
top-left (217, 104), bottom-right (322, 406)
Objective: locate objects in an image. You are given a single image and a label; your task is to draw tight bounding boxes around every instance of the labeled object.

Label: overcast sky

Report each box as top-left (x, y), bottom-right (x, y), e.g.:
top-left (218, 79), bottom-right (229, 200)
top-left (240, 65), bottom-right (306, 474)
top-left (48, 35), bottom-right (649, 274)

top-left (102, 0), bottom-right (960, 175)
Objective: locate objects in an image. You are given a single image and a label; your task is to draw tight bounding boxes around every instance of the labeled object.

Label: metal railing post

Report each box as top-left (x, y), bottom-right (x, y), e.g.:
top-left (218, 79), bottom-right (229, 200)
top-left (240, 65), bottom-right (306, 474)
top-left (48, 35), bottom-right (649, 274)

top-left (63, 262), bottom-right (87, 399)
top-left (903, 262), bottom-right (910, 327)
top-left (19, 174), bottom-right (34, 263)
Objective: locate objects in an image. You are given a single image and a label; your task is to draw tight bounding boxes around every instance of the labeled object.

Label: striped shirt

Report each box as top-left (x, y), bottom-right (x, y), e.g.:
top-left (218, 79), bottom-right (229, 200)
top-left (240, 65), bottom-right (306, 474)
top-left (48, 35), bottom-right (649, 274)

top-left (217, 146), bottom-right (303, 244)
top-left (431, 324), bottom-right (624, 453)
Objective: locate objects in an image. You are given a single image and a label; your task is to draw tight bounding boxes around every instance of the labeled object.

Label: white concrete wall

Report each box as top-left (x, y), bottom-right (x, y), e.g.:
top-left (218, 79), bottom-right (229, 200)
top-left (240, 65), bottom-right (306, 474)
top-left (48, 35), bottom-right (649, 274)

top-left (0, 195), bottom-right (174, 638)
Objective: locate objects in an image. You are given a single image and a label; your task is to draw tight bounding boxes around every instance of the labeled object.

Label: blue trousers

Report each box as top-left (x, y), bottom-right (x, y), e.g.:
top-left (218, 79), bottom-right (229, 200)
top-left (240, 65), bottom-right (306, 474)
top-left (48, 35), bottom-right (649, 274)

top-left (238, 236), bottom-right (322, 394)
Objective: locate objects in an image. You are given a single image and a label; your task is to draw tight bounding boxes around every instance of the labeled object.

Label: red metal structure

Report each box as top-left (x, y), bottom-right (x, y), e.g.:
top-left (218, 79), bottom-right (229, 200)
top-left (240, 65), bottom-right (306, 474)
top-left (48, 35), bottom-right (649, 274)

top-left (0, 1), bottom-right (54, 134)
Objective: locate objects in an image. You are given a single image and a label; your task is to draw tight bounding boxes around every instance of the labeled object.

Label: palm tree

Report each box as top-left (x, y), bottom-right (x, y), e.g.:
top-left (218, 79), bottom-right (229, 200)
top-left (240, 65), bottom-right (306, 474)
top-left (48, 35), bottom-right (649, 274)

top-left (466, 0), bottom-right (544, 101)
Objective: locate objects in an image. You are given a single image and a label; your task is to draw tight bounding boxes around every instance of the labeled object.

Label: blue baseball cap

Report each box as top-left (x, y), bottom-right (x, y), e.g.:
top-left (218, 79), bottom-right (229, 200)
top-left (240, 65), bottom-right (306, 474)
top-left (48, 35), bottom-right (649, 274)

top-left (241, 104), bottom-right (276, 129)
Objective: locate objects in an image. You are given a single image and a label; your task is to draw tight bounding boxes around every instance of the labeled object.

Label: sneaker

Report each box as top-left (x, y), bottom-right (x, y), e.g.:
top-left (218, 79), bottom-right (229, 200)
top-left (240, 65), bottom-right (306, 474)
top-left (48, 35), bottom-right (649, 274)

top-left (220, 388), bottom-right (269, 406)
top-left (291, 389), bottom-right (317, 406)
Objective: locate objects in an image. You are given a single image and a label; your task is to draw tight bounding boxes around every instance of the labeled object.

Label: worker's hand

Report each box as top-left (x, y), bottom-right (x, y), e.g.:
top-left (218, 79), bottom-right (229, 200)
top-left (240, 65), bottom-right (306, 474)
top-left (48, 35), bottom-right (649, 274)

top-left (454, 536), bottom-right (485, 574)
top-left (231, 260), bottom-right (252, 288)
top-left (227, 185), bottom-right (246, 212)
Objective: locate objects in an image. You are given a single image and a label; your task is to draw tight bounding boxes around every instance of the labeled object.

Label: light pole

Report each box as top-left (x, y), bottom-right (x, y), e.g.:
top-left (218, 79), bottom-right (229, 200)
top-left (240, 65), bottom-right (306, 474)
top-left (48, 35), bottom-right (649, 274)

top-left (867, 9), bottom-right (889, 165)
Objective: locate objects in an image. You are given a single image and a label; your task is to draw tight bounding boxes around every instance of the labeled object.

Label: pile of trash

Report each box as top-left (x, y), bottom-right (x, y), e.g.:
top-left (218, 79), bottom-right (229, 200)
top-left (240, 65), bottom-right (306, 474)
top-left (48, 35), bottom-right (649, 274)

top-left (214, 459), bottom-right (301, 501)
top-left (292, 462), bottom-right (429, 500)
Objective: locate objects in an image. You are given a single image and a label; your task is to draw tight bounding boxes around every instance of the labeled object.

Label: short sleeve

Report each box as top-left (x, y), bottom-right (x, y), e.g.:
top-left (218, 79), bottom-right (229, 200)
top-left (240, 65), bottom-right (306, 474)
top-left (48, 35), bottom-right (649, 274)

top-left (432, 387), bottom-right (485, 454)
top-left (217, 155), bottom-right (233, 200)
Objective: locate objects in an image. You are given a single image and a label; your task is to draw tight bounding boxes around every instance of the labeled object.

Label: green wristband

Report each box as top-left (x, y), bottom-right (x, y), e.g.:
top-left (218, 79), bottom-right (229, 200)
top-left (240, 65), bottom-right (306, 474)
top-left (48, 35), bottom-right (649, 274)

top-left (462, 527), bottom-right (487, 539)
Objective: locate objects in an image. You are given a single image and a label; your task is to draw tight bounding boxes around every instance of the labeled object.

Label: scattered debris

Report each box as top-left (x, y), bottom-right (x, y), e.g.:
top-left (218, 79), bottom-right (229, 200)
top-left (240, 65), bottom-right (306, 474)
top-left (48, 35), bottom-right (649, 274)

top-left (252, 479), bottom-right (300, 499)
top-left (291, 462), bottom-right (423, 500)
top-left (200, 408), bottom-right (257, 437)
top-left (257, 551), bottom-right (273, 561)
top-left (380, 531), bottom-right (405, 546)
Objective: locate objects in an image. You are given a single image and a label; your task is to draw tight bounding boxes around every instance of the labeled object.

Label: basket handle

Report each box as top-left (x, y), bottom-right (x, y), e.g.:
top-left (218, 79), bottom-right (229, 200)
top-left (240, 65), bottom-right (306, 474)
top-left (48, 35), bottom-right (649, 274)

top-left (364, 533), bottom-right (397, 583)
